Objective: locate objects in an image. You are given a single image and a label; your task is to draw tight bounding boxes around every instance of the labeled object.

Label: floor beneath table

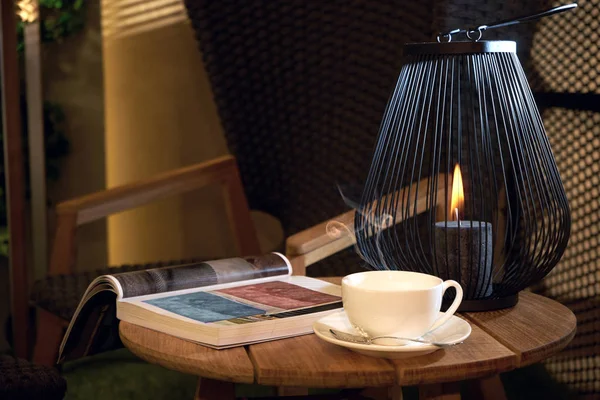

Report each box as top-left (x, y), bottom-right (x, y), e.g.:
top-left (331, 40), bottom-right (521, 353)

top-left (60, 349), bottom-right (575, 400)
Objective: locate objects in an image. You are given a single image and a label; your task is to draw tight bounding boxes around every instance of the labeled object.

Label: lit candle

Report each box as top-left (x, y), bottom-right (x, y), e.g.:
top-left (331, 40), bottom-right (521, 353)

top-left (434, 164), bottom-right (493, 299)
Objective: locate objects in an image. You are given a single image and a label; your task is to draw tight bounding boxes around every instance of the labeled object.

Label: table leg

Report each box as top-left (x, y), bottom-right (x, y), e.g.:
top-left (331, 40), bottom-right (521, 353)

top-left (390, 385), bottom-right (403, 400)
top-left (464, 375), bottom-right (507, 400)
top-left (276, 386), bottom-right (309, 396)
top-left (359, 387), bottom-right (402, 400)
top-left (418, 382), bottom-right (461, 400)
top-left (194, 378), bottom-right (235, 400)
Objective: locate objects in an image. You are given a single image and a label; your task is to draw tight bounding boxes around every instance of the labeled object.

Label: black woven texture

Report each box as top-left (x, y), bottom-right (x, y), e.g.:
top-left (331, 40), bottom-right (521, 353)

top-left (183, 0), bottom-right (540, 276)
top-left (434, 0), bottom-right (547, 60)
top-left (0, 356), bottom-right (66, 400)
top-left (525, 0), bottom-right (600, 395)
top-left (184, 0), bottom-right (438, 276)
top-left (185, 1), bottom-right (434, 233)
top-left (532, 108), bottom-right (600, 395)
top-left (528, 0), bottom-right (600, 94)
top-left (30, 259), bottom-right (201, 321)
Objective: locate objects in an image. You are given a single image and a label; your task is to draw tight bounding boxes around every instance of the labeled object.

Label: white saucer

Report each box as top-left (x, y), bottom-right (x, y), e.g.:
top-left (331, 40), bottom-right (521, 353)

top-left (313, 310), bottom-right (471, 359)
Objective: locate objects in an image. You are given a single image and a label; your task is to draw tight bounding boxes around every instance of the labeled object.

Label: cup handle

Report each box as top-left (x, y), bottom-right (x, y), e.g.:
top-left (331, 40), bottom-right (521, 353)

top-left (429, 280), bottom-right (463, 332)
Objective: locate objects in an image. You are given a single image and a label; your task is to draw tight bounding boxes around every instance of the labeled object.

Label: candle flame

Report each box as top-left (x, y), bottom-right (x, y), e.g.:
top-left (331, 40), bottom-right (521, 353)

top-left (450, 164), bottom-right (464, 221)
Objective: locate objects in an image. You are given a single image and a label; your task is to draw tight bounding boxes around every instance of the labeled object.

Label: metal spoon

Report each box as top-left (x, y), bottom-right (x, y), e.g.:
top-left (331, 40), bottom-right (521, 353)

top-left (329, 329), bottom-right (460, 348)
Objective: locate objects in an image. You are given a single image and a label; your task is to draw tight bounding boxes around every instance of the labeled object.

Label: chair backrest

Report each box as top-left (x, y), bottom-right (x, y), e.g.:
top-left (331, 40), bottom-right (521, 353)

top-left (183, 0), bottom-right (544, 237)
top-left (184, 1), bottom-right (429, 237)
top-left (183, 1), bottom-right (543, 278)
top-left (526, 0), bottom-right (600, 396)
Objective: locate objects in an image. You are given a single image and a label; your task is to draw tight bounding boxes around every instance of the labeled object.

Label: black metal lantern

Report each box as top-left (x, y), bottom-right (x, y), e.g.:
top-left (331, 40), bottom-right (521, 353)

top-left (354, 39), bottom-right (571, 311)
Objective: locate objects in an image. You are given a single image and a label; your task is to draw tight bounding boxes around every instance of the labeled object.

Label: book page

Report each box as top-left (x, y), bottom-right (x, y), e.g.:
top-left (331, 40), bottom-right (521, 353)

top-left (116, 253), bottom-right (291, 298)
top-left (58, 253), bottom-right (291, 363)
top-left (126, 276), bottom-right (342, 325)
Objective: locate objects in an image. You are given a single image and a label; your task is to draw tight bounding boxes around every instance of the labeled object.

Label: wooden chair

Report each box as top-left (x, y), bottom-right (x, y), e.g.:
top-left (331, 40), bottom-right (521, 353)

top-left (182, 0), bottom-right (547, 278)
top-left (527, 1), bottom-right (600, 395)
top-left (285, 176), bottom-right (444, 276)
top-left (31, 155), bottom-right (261, 365)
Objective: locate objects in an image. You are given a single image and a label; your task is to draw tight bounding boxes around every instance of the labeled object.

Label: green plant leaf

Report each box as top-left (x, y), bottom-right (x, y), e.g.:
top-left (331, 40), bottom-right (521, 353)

top-left (0, 228), bottom-right (9, 257)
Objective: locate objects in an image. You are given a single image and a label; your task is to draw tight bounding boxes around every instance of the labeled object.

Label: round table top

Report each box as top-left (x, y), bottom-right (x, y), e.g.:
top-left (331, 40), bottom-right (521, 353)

top-left (119, 278), bottom-right (576, 388)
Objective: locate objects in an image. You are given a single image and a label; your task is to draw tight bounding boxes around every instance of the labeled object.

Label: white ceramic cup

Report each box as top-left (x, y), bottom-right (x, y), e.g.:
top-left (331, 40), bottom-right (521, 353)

top-left (342, 270), bottom-right (463, 339)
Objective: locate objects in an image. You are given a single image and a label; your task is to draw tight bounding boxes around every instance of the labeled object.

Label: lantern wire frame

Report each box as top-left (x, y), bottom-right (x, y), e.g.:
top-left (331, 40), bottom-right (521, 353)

top-left (354, 41), bottom-right (571, 311)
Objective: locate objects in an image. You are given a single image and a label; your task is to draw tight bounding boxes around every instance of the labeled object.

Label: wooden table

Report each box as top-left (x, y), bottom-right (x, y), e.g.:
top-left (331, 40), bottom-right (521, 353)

top-left (120, 278), bottom-right (576, 400)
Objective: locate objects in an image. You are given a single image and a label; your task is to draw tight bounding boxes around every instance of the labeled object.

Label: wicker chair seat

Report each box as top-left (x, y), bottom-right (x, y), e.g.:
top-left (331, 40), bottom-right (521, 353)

top-left (0, 356), bottom-right (66, 400)
top-left (31, 260), bottom-right (199, 322)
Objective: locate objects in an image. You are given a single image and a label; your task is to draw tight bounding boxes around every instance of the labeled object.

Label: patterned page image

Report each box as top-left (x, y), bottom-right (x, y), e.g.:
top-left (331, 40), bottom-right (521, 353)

top-left (215, 281), bottom-right (341, 310)
top-left (144, 291), bottom-right (266, 323)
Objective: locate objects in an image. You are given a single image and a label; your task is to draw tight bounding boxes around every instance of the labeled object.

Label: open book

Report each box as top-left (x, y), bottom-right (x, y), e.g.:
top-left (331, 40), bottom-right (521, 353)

top-left (59, 253), bottom-right (341, 363)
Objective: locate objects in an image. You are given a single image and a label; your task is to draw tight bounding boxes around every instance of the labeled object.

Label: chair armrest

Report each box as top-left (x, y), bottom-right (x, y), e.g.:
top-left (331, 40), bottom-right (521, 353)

top-left (50, 155), bottom-right (260, 275)
top-left (285, 208), bottom-right (355, 273)
top-left (57, 155), bottom-right (237, 224)
top-left (286, 175), bottom-right (446, 275)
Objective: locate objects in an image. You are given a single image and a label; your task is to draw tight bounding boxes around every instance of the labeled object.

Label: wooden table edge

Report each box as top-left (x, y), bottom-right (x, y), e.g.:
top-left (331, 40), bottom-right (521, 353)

top-left (396, 355), bottom-right (519, 386)
top-left (119, 322), bottom-right (255, 384)
top-left (246, 335), bottom-right (397, 388)
top-left (119, 279), bottom-right (577, 392)
top-left (248, 367), bottom-right (397, 388)
top-left (463, 294), bottom-right (577, 368)
top-left (517, 326), bottom-right (577, 366)
top-left (500, 321), bottom-right (577, 368)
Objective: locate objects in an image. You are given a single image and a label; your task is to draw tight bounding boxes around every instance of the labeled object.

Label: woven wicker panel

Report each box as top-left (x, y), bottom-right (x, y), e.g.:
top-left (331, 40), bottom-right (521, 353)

top-left (535, 107), bottom-right (600, 395)
top-left (31, 259), bottom-right (202, 321)
top-left (184, 0), bottom-right (439, 276)
top-left (433, 0), bottom-right (546, 59)
top-left (184, 0), bottom-right (434, 239)
top-left (0, 356), bottom-right (67, 400)
top-left (528, 0), bottom-right (600, 93)
top-left (183, 0), bottom-right (547, 275)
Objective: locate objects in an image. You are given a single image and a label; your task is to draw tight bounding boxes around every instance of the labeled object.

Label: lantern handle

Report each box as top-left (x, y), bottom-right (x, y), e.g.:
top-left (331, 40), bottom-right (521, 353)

top-left (437, 3), bottom-right (577, 43)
